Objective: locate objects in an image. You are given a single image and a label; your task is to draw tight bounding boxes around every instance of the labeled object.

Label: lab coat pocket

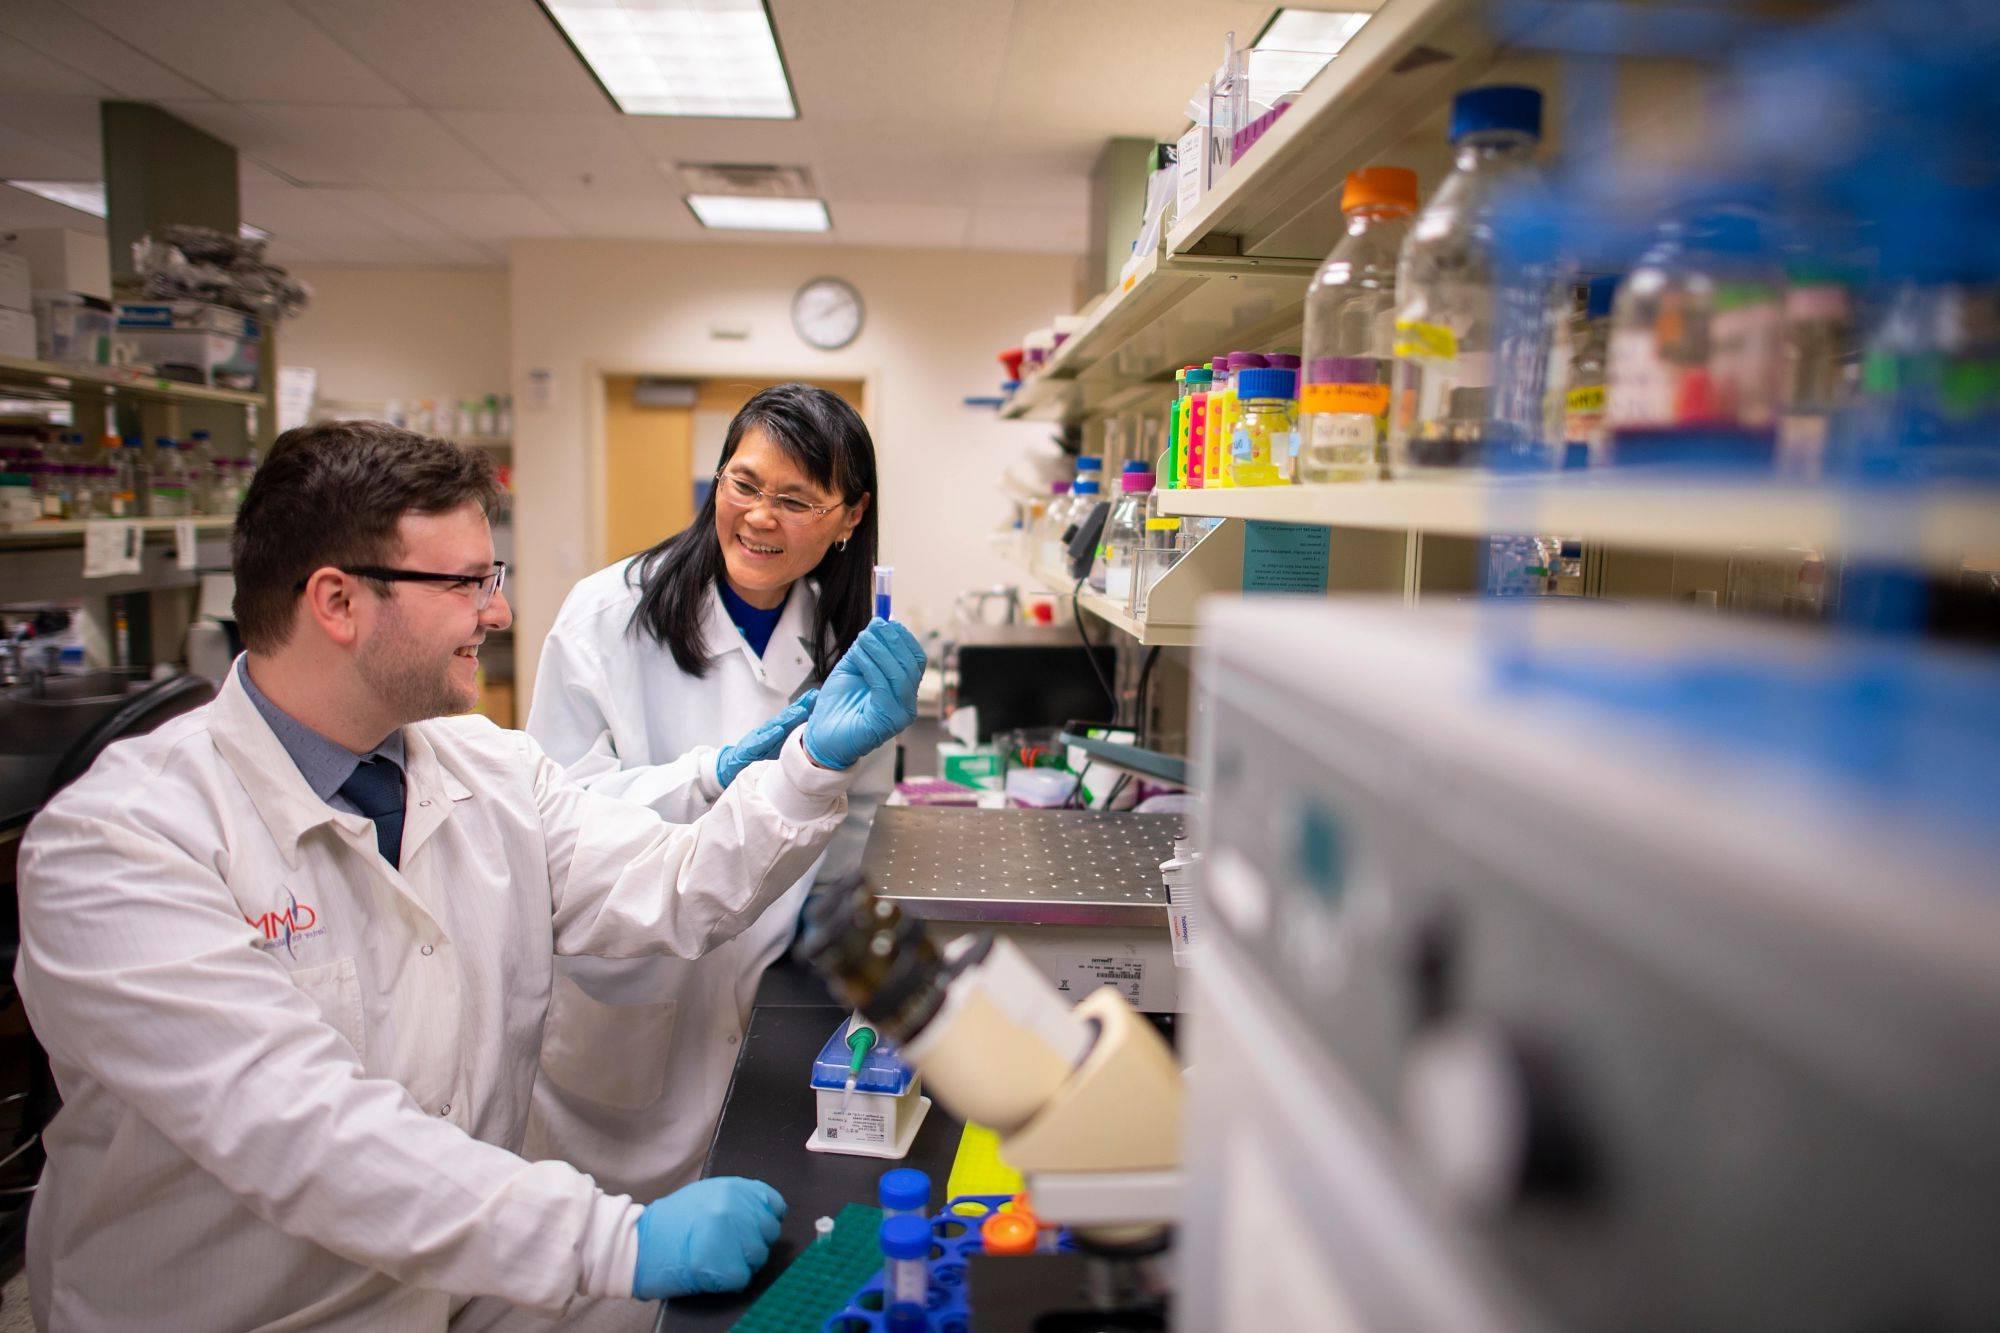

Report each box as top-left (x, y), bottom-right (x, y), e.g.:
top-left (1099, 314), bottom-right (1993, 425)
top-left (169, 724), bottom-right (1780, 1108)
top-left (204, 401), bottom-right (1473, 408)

top-left (287, 957), bottom-right (366, 1058)
top-left (540, 969), bottom-right (677, 1111)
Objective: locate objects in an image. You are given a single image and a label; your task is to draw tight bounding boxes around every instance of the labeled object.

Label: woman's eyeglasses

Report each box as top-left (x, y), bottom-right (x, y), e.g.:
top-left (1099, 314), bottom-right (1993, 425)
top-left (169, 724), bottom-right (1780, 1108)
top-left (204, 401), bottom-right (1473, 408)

top-left (715, 469), bottom-right (845, 524)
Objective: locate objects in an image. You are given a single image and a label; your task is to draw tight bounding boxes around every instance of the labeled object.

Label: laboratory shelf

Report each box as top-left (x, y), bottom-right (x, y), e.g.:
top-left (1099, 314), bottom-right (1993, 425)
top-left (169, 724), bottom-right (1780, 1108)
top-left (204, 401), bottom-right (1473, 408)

top-left (1154, 477), bottom-right (2000, 570)
top-left (998, 248), bottom-right (1317, 426)
top-left (0, 516), bottom-right (235, 550)
top-left (1077, 589), bottom-right (1198, 647)
top-left (1167, 0), bottom-right (1497, 262)
top-left (1059, 731), bottom-right (1190, 787)
top-left (0, 354), bottom-right (266, 409)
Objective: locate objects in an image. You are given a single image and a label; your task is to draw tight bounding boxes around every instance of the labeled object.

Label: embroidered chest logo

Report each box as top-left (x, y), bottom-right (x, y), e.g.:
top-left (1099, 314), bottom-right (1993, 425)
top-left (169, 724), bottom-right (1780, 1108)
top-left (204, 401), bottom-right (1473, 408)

top-left (246, 890), bottom-right (327, 958)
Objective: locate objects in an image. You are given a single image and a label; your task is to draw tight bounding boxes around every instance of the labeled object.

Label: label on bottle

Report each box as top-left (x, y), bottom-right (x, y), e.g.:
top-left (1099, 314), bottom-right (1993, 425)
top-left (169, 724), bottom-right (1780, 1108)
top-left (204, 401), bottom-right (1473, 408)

top-left (1393, 320), bottom-right (1458, 361)
top-left (1300, 382), bottom-right (1391, 415)
top-left (1565, 385), bottom-right (1605, 414)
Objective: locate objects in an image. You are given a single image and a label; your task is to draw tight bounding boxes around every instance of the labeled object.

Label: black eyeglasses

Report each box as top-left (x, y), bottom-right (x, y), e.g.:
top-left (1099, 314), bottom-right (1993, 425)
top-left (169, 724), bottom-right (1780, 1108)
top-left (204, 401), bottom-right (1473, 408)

top-left (296, 561), bottom-right (508, 610)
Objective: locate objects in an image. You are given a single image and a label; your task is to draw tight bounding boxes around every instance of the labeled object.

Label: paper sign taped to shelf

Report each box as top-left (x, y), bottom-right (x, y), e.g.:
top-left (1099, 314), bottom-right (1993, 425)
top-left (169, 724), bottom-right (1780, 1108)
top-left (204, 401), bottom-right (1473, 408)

top-left (524, 368), bottom-right (554, 411)
top-left (174, 520), bottom-right (198, 570)
top-left (1242, 521), bottom-right (1330, 594)
top-left (83, 520), bottom-right (142, 577)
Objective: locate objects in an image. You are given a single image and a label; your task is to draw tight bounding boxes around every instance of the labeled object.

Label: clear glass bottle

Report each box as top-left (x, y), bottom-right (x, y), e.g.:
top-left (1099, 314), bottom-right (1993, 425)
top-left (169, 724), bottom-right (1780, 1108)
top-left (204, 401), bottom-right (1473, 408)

top-left (118, 436), bottom-right (148, 517)
top-left (1036, 480), bottom-right (1072, 573)
top-left (1301, 167), bottom-right (1419, 483)
top-left (148, 436), bottom-right (191, 517)
top-left (1841, 279), bottom-right (2000, 479)
top-left (1564, 275), bottom-right (1618, 467)
top-left (1605, 210), bottom-right (1786, 466)
top-left (1097, 465), bottom-right (1154, 599)
top-left (1132, 497), bottom-right (1183, 618)
top-left (186, 430), bottom-right (217, 514)
top-left (1389, 85), bottom-right (1544, 475)
top-left (1776, 268), bottom-right (1856, 479)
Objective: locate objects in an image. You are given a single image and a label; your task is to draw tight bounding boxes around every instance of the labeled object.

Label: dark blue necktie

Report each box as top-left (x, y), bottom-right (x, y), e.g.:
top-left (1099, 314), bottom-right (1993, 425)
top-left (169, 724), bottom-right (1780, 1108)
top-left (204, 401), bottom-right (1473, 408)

top-left (337, 757), bottom-right (405, 869)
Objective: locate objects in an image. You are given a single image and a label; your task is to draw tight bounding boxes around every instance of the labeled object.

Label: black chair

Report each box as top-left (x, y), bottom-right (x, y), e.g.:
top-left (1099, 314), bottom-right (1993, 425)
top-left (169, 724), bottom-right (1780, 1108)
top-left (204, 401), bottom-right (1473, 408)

top-left (44, 673), bottom-right (216, 798)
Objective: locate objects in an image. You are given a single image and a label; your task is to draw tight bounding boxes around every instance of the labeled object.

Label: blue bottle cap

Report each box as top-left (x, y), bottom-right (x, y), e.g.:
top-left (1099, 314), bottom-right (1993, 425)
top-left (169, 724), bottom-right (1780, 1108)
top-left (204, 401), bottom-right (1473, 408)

top-left (1449, 84), bottom-right (1543, 143)
top-left (1121, 459), bottom-right (1150, 472)
top-left (879, 1214), bottom-right (932, 1260)
top-left (878, 1167), bottom-right (930, 1212)
top-left (1235, 367), bottom-right (1298, 401)
top-left (1584, 274), bottom-right (1619, 318)
top-left (1073, 455), bottom-right (1102, 470)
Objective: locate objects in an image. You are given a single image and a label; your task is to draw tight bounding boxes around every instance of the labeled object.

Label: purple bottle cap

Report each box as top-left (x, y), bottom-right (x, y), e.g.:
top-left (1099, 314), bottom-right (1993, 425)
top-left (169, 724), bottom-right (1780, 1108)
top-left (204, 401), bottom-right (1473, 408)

top-left (1266, 353), bottom-right (1302, 371)
top-left (1226, 351), bottom-right (1268, 372)
top-left (1051, 481), bottom-right (1070, 495)
top-left (1310, 356), bottom-right (1376, 384)
top-left (1209, 356), bottom-right (1228, 375)
top-left (1121, 470), bottom-right (1155, 492)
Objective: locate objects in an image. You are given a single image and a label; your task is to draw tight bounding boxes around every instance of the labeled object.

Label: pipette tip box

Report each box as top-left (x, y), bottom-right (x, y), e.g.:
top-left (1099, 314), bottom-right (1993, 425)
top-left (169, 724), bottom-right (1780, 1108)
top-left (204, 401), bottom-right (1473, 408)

top-left (806, 1017), bottom-right (931, 1159)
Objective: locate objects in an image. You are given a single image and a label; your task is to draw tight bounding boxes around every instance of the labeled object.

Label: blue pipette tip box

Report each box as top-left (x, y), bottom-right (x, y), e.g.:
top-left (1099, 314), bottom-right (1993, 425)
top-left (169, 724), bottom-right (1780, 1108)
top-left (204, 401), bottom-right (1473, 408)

top-left (807, 1016), bottom-right (930, 1159)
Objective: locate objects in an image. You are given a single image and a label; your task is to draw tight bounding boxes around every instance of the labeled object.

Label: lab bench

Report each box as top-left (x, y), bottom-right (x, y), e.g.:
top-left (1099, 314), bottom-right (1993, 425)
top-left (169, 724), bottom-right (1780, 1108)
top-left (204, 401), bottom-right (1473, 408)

top-left (663, 992), bottom-right (966, 1326)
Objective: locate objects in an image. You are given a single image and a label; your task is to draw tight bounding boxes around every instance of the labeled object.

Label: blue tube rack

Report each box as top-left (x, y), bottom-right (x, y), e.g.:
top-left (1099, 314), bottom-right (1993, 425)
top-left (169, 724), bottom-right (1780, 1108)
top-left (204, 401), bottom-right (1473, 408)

top-left (820, 1193), bottom-right (1074, 1333)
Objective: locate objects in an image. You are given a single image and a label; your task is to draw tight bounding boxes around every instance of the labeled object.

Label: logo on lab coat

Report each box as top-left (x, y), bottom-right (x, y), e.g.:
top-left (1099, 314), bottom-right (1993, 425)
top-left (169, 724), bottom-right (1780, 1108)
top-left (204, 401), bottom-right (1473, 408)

top-left (246, 890), bottom-right (325, 958)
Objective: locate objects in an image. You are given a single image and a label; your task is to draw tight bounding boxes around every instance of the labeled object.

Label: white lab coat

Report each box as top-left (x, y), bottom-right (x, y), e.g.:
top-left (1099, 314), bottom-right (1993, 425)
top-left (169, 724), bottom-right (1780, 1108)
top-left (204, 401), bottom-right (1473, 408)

top-left (516, 562), bottom-right (890, 1202)
top-left (13, 660), bottom-right (854, 1332)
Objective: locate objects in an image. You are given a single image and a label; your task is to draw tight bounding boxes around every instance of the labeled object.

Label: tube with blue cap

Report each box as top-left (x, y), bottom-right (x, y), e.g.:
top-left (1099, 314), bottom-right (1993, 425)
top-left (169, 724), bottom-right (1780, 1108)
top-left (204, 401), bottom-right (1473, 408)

top-left (873, 565), bottom-right (893, 620)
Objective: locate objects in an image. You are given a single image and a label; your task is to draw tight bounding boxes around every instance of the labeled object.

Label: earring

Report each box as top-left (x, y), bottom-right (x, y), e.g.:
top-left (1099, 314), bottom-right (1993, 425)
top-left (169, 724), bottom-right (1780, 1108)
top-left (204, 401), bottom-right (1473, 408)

top-left (837, 538), bottom-right (849, 552)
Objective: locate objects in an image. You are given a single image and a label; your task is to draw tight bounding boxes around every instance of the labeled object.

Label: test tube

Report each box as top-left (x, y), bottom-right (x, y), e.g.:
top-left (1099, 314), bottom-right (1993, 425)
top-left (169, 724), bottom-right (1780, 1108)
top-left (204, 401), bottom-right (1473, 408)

top-left (873, 564), bottom-right (893, 620)
top-left (878, 1167), bottom-right (929, 1222)
top-left (879, 1215), bottom-right (930, 1313)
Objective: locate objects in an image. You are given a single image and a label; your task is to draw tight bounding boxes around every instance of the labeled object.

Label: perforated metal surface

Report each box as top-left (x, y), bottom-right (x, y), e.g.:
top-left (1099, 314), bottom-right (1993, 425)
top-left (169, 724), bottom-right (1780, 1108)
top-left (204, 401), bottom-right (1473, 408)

top-left (860, 807), bottom-right (1180, 926)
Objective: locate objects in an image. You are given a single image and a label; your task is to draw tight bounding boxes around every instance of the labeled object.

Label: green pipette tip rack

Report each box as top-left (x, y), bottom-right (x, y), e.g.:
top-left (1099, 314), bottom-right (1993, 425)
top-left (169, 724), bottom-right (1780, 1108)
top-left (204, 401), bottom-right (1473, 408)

top-left (729, 1201), bottom-right (885, 1332)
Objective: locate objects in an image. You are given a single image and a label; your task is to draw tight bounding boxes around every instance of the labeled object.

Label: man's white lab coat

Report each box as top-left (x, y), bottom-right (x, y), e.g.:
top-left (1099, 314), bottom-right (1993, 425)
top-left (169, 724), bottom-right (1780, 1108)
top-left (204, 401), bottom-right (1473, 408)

top-left (517, 564), bottom-right (889, 1202)
top-left (14, 660), bottom-right (853, 1331)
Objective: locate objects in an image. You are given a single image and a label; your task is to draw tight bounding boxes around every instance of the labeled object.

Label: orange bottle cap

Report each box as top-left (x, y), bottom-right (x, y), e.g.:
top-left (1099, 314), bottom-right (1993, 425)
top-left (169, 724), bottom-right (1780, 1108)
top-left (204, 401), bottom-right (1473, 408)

top-left (1342, 166), bottom-right (1419, 214)
top-left (981, 1211), bottom-right (1039, 1256)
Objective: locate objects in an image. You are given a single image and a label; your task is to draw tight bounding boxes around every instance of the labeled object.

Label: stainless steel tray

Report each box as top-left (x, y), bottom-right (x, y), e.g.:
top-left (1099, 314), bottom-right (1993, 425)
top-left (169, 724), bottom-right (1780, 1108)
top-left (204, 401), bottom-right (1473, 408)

top-left (860, 806), bottom-right (1182, 927)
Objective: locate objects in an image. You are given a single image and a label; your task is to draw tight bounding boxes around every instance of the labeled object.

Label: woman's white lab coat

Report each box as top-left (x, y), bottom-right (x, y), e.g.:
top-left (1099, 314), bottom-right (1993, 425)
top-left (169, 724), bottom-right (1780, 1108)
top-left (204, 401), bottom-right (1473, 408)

top-left (520, 559), bottom-right (891, 1204)
top-left (12, 660), bottom-right (853, 1331)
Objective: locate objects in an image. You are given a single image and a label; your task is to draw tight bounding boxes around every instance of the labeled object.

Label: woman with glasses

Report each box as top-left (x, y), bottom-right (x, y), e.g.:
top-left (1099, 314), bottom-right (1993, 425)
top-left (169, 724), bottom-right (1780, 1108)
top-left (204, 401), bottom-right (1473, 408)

top-left (505, 384), bottom-right (890, 1313)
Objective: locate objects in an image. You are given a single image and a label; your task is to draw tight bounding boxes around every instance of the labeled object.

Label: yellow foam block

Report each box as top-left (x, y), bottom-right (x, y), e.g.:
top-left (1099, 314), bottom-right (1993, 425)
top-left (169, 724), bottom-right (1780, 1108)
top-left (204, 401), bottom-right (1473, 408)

top-left (946, 1121), bottom-right (1023, 1201)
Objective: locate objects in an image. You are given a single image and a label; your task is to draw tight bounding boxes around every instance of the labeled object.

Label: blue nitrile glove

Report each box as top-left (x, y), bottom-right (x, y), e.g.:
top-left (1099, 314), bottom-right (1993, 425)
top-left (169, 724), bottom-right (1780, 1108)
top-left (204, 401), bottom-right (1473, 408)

top-left (802, 618), bottom-right (925, 771)
top-left (716, 690), bottom-right (818, 789)
top-left (633, 1176), bottom-right (787, 1299)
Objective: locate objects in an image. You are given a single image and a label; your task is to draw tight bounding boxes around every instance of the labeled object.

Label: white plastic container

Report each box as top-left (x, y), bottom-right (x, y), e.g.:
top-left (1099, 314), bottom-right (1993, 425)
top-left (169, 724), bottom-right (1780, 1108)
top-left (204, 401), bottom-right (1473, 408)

top-left (806, 1016), bottom-right (931, 1159)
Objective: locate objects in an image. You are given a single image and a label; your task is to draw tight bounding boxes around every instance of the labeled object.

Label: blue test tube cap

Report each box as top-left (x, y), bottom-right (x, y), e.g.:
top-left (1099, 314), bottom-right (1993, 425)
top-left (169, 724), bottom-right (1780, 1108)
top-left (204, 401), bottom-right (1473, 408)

top-left (879, 1214), bottom-right (932, 1259)
top-left (879, 1167), bottom-right (930, 1214)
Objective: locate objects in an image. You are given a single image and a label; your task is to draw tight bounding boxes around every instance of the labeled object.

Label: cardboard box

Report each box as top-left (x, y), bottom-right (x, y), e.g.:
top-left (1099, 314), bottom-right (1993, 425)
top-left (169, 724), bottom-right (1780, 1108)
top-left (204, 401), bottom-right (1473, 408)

top-left (116, 300), bottom-right (259, 341)
top-left (0, 251), bottom-right (29, 314)
top-left (0, 228), bottom-right (111, 301)
top-left (0, 307), bottom-right (35, 359)
top-left (113, 326), bottom-right (260, 389)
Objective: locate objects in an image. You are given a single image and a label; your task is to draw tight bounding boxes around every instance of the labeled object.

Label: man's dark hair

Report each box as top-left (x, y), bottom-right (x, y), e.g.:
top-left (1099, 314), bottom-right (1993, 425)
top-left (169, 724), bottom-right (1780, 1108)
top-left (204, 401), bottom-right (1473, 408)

top-left (232, 419), bottom-right (501, 652)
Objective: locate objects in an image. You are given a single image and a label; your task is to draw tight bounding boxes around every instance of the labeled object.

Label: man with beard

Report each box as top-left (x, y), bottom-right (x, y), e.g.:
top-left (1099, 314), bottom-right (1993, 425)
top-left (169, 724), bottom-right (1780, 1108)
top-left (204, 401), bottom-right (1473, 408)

top-left (12, 419), bottom-right (927, 1330)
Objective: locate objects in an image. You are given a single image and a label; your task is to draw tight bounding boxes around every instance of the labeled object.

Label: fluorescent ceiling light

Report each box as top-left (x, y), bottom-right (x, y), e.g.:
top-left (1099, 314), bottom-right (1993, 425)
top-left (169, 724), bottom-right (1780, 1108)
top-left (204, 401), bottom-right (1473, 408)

top-left (686, 194), bottom-right (828, 232)
top-left (542, 0), bottom-right (797, 119)
top-left (7, 179), bottom-right (106, 216)
top-left (1257, 8), bottom-right (1373, 54)
top-left (5, 180), bottom-right (270, 242)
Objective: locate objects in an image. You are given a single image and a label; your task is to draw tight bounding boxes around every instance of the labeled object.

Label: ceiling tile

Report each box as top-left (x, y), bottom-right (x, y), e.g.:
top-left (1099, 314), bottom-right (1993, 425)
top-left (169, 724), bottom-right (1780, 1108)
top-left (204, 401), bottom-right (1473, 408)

top-left (395, 190), bottom-right (572, 243)
top-left (0, 0), bottom-right (213, 100)
top-left (0, 31), bottom-right (110, 98)
top-left (967, 204), bottom-right (1090, 254)
top-left (166, 103), bottom-right (510, 191)
top-left (535, 187), bottom-right (701, 242)
top-left (0, 124), bottom-right (98, 182)
top-left (824, 201), bottom-right (971, 249)
top-left (59, 0), bottom-right (409, 105)
top-left (290, 0), bottom-right (608, 113)
top-left (770, 0), bottom-right (1014, 125)
top-left (436, 111), bottom-right (663, 192)
top-left (0, 92), bottom-right (107, 164)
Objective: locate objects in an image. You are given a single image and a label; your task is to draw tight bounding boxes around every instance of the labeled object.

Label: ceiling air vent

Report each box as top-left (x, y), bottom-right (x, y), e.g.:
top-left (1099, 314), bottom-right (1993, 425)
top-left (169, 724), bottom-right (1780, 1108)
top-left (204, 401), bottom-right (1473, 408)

top-left (675, 163), bottom-right (816, 198)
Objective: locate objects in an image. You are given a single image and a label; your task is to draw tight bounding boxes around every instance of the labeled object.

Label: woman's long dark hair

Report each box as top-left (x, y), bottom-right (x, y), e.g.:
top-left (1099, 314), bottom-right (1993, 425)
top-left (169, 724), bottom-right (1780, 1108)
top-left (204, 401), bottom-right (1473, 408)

top-left (628, 383), bottom-right (878, 680)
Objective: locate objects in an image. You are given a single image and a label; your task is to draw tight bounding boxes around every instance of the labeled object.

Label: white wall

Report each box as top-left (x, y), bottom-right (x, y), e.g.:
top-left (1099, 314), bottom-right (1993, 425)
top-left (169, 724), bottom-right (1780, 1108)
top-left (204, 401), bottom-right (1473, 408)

top-left (283, 265), bottom-right (510, 411)
top-left (507, 239), bottom-right (1074, 699)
